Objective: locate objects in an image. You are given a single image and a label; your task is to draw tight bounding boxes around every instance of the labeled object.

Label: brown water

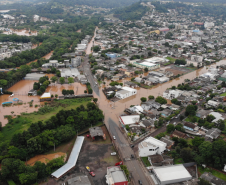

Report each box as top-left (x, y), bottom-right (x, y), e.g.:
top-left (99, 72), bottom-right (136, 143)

top-left (3, 29), bottom-right (38, 36)
top-left (26, 152), bottom-right (67, 166)
top-left (86, 27), bottom-right (98, 54)
top-left (0, 81), bottom-right (86, 126)
top-left (95, 61), bottom-right (226, 124)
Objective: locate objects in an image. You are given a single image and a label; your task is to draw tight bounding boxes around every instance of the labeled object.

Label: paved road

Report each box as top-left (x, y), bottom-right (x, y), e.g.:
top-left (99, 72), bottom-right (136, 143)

top-left (83, 57), bottom-right (100, 96)
top-left (108, 118), bottom-right (153, 185)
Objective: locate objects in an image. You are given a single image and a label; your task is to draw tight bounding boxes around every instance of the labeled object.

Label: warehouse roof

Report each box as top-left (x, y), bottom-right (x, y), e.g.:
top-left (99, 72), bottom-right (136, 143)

top-left (89, 127), bottom-right (104, 137)
top-left (153, 164), bottom-right (192, 182)
top-left (51, 136), bottom-right (84, 178)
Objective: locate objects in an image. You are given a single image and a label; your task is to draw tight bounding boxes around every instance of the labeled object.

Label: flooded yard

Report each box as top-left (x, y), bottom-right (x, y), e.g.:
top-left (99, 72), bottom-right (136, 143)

top-left (3, 28), bottom-right (38, 36)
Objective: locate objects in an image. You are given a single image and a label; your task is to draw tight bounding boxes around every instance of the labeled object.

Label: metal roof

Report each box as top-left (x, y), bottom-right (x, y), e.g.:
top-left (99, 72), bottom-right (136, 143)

top-left (51, 136), bottom-right (84, 178)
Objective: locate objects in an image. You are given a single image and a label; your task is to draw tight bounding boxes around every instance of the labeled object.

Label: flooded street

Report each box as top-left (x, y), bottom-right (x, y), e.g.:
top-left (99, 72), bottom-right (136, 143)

top-left (86, 27), bottom-right (98, 54)
top-left (3, 29), bottom-right (38, 36)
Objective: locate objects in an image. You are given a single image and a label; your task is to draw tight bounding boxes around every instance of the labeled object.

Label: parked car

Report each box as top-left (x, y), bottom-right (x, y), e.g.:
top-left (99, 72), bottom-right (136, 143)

top-left (115, 161), bottom-right (123, 166)
top-left (131, 154), bottom-right (134, 158)
top-left (89, 171), bottom-right (95, 177)
top-left (138, 180), bottom-right (143, 185)
top-left (113, 136), bottom-right (116, 140)
top-left (130, 145), bottom-right (134, 148)
top-left (86, 134), bottom-right (90, 138)
top-left (111, 152), bottom-right (116, 156)
top-left (86, 166), bottom-right (90, 172)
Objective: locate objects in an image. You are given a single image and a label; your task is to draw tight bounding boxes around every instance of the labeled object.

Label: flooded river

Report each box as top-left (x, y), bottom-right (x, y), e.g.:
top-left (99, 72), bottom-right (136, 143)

top-left (86, 27), bottom-right (98, 54)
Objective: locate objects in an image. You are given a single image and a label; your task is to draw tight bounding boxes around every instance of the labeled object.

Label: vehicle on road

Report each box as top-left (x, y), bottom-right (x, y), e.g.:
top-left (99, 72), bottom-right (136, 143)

top-left (86, 134), bottom-right (90, 138)
top-left (86, 166), bottom-right (90, 172)
top-left (138, 180), bottom-right (143, 185)
top-left (130, 145), bottom-right (134, 148)
top-left (131, 154), bottom-right (134, 158)
top-left (113, 136), bottom-right (116, 140)
top-left (111, 152), bottom-right (117, 156)
top-left (89, 171), bottom-right (95, 177)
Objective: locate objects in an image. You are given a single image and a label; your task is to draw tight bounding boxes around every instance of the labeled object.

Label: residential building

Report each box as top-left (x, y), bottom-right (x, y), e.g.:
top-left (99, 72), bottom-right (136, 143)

top-left (138, 136), bottom-right (167, 157)
top-left (115, 86), bottom-right (137, 99)
top-left (106, 166), bottom-right (128, 185)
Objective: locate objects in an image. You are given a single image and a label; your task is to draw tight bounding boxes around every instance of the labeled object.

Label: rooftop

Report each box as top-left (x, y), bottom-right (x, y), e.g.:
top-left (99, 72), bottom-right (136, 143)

top-left (89, 127), bottom-right (104, 137)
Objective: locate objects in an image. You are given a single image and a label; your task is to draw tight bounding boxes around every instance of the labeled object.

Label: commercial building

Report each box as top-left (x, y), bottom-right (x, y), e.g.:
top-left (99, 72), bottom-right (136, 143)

top-left (71, 57), bottom-right (81, 68)
top-left (151, 164), bottom-right (192, 185)
top-left (51, 136), bottom-right (84, 179)
top-left (40, 92), bottom-right (51, 102)
top-left (61, 68), bottom-right (80, 78)
top-left (115, 86), bottom-right (137, 99)
top-left (24, 73), bottom-right (46, 80)
top-left (106, 166), bottom-right (128, 185)
top-left (119, 115), bottom-right (140, 126)
top-left (138, 136), bottom-right (167, 157)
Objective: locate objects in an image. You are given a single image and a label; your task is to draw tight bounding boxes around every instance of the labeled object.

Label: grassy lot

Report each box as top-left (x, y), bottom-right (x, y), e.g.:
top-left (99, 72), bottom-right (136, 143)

top-left (166, 57), bottom-right (176, 63)
top-left (174, 158), bottom-right (184, 164)
top-left (1, 98), bottom-right (92, 142)
top-left (141, 157), bottom-right (151, 166)
top-left (187, 138), bottom-right (193, 146)
top-left (184, 116), bottom-right (199, 123)
top-left (220, 92), bottom-right (226, 96)
top-left (198, 166), bottom-right (226, 181)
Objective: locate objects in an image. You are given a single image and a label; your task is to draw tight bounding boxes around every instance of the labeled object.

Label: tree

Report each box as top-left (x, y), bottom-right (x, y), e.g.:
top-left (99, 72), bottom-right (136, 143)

top-left (148, 95), bottom-right (155, 100)
top-left (192, 137), bottom-right (204, 147)
top-left (206, 114), bottom-right (215, 122)
top-left (43, 80), bottom-right (49, 87)
top-left (180, 148), bottom-right (193, 162)
top-left (68, 77), bottom-right (74, 84)
top-left (51, 76), bottom-right (57, 83)
top-left (93, 98), bottom-right (98, 103)
top-left (185, 105), bottom-right (197, 116)
top-left (62, 89), bottom-right (67, 95)
top-left (88, 88), bottom-right (93, 94)
top-left (198, 141), bottom-right (213, 164)
top-left (140, 97), bottom-right (147, 102)
top-left (37, 90), bottom-right (42, 95)
top-left (144, 68), bottom-right (148, 72)
top-left (0, 79), bottom-right (7, 87)
top-left (93, 46), bottom-right (100, 52)
top-left (55, 94), bottom-right (58, 98)
top-left (0, 122), bottom-right (2, 131)
top-left (37, 67), bottom-right (42, 72)
top-left (167, 124), bottom-right (175, 133)
top-left (84, 90), bottom-right (87, 93)
top-left (59, 77), bottom-right (65, 84)
top-left (175, 59), bottom-right (186, 65)
top-left (155, 96), bottom-right (167, 104)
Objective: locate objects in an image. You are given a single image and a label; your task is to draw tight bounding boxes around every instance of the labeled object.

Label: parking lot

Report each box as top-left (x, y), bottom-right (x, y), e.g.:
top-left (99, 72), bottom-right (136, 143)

top-left (75, 125), bottom-right (120, 185)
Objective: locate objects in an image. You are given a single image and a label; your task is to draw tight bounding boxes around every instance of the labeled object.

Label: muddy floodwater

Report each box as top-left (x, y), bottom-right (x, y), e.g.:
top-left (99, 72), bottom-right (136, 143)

top-left (0, 80), bottom-right (86, 126)
top-left (3, 29), bottom-right (38, 36)
top-left (86, 27), bottom-right (98, 54)
top-left (26, 152), bottom-right (67, 166)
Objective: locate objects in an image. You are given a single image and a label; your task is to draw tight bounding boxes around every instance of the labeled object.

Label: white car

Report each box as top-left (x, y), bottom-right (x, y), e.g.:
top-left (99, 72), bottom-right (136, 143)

top-left (113, 136), bottom-right (116, 140)
top-left (111, 152), bottom-right (117, 156)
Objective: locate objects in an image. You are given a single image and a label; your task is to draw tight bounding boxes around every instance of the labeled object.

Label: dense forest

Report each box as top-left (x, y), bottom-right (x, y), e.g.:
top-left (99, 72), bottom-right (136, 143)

top-left (0, 101), bottom-right (104, 184)
top-left (113, 2), bottom-right (150, 21)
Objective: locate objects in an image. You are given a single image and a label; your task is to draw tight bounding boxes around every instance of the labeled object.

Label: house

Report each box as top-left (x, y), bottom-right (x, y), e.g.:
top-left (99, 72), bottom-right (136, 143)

top-left (200, 172), bottom-right (226, 185)
top-left (141, 100), bottom-right (161, 111)
top-left (205, 128), bottom-right (221, 141)
top-left (196, 109), bottom-right (211, 119)
top-left (119, 115), bottom-right (140, 126)
top-left (160, 136), bottom-right (174, 149)
top-left (142, 120), bottom-right (154, 128)
top-left (163, 89), bottom-right (183, 100)
top-left (209, 112), bottom-right (224, 123)
top-left (124, 81), bottom-right (139, 88)
top-left (71, 57), bottom-right (81, 67)
top-left (89, 127), bottom-right (106, 140)
top-left (207, 100), bottom-right (220, 108)
top-left (115, 87), bottom-right (137, 99)
top-left (106, 166), bottom-right (128, 185)
top-left (172, 130), bottom-right (186, 139)
top-left (129, 106), bottom-right (144, 114)
top-left (151, 164), bottom-right (192, 185)
top-left (138, 136), bottom-right (167, 157)
top-left (183, 122), bottom-right (198, 132)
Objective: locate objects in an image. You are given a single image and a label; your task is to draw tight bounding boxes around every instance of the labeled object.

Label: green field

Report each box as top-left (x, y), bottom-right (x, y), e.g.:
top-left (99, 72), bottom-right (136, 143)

top-left (174, 158), bottom-right (184, 164)
top-left (198, 166), bottom-right (226, 181)
top-left (166, 57), bottom-right (176, 63)
top-left (1, 98), bottom-right (92, 142)
top-left (220, 92), bottom-right (226, 96)
top-left (141, 157), bottom-right (151, 166)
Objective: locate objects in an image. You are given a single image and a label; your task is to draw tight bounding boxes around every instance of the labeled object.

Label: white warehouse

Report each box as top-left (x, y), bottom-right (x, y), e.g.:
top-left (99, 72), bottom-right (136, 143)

top-left (138, 136), bottom-right (166, 157)
top-left (115, 87), bottom-right (137, 99)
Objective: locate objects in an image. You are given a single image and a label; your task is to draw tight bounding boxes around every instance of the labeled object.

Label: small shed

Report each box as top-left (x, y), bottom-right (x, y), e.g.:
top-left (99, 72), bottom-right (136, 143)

top-left (89, 127), bottom-right (106, 140)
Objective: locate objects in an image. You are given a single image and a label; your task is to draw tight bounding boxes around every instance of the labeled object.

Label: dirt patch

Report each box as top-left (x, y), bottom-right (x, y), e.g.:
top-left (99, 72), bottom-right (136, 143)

top-left (27, 152), bottom-right (67, 166)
